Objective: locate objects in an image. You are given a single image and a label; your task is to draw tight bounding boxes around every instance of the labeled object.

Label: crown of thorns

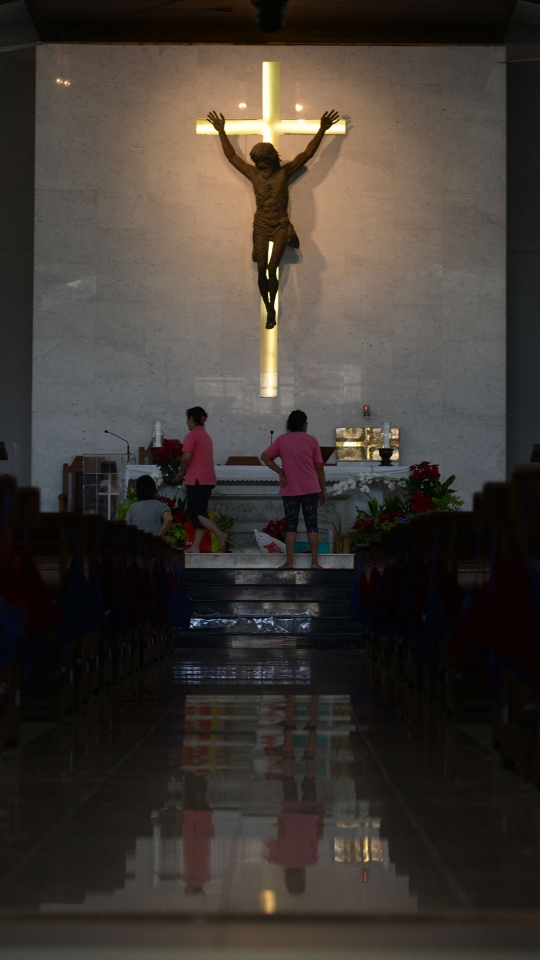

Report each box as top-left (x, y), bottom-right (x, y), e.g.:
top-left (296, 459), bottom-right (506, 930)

top-left (250, 142), bottom-right (280, 160)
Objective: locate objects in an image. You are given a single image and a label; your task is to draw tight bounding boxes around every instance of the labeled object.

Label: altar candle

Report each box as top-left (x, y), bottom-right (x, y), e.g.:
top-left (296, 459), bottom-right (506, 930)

top-left (152, 420), bottom-right (163, 447)
top-left (382, 422), bottom-right (390, 448)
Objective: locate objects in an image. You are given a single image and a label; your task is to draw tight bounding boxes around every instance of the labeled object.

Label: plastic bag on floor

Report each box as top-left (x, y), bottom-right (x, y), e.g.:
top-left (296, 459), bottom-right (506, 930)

top-left (254, 529), bottom-right (287, 554)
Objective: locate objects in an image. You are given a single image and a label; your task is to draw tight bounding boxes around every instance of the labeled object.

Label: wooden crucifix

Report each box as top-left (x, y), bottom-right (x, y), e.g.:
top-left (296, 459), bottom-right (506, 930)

top-left (196, 61), bottom-right (346, 398)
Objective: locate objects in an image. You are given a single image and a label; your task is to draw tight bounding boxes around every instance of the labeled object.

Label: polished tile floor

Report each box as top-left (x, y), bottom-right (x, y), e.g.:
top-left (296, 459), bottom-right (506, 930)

top-left (1, 650), bottom-right (540, 957)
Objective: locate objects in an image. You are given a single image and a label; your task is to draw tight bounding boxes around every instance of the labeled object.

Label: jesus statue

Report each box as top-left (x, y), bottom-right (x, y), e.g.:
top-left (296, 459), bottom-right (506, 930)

top-left (207, 109), bottom-right (340, 329)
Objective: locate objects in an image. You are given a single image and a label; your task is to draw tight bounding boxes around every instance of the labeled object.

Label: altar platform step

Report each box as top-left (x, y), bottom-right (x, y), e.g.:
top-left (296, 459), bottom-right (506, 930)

top-left (187, 583), bottom-right (351, 600)
top-left (190, 600), bottom-right (352, 617)
top-left (183, 568), bottom-right (354, 586)
top-left (180, 633), bottom-right (363, 649)
top-left (182, 560), bottom-right (358, 649)
top-left (183, 553), bottom-right (354, 569)
top-left (189, 616), bottom-right (356, 634)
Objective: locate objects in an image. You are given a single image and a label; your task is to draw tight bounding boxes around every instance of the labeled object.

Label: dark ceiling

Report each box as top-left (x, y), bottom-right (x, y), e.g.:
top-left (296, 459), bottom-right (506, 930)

top-left (21, 0), bottom-right (517, 45)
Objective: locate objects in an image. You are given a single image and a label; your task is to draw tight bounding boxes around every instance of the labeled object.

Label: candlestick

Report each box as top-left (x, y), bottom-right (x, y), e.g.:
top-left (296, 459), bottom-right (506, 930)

top-left (152, 420), bottom-right (163, 447)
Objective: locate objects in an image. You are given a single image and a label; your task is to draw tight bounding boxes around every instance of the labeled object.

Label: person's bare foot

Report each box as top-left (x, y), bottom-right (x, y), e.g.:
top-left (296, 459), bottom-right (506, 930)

top-left (311, 562), bottom-right (322, 569)
top-left (184, 546), bottom-right (200, 554)
top-left (278, 562), bottom-right (294, 569)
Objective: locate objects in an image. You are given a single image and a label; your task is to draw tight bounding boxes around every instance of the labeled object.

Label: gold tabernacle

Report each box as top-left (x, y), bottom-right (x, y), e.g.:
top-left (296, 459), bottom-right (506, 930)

top-left (335, 427), bottom-right (400, 462)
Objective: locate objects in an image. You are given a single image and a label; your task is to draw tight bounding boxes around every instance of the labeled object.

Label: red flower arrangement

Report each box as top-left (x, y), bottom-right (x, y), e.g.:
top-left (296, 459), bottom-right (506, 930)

top-left (349, 462), bottom-right (464, 548)
top-left (378, 507), bottom-right (404, 524)
top-left (404, 461), bottom-right (453, 507)
top-left (152, 438), bottom-right (183, 480)
top-left (410, 461), bottom-right (441, 481)
top-left (263, 517), bottom-right (287, 542)
top-left (155, 494), bottom-right (188, 525)
top-left (352, 517), bottom-right (376, 536)
top-left (409, 491), bottom-right (437, 514)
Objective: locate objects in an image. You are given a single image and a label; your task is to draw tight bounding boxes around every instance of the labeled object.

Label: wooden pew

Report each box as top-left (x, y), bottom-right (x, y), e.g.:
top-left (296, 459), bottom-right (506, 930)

top-left (358, 466), bottom-right (540, 787)
top-left (2, 478), bottom-right (180, 724)
top-left (0, 481), bottom-right (41, 748)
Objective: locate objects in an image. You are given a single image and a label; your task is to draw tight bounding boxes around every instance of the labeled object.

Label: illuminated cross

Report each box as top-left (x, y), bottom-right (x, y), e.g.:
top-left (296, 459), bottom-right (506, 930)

top-left (196, 61), bottom-right (346, 398)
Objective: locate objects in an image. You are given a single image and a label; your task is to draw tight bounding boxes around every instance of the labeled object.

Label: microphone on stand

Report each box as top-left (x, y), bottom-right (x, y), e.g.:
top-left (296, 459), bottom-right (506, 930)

top-left (104, 429), bottom-right (132, 463)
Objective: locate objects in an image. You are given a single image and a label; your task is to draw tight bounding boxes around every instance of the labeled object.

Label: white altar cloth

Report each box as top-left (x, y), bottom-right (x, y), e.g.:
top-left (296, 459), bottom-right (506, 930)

top-left (124, 463), bottom-right (162, 486)
top-left (124, 462), bottom-right (409, 489)
top-left (212, 463), bottom-right (407, 485)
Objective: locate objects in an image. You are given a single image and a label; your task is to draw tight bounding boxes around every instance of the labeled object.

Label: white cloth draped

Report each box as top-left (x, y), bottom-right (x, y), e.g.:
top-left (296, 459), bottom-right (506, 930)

top-left (125, 462), bottom-right (409, 488)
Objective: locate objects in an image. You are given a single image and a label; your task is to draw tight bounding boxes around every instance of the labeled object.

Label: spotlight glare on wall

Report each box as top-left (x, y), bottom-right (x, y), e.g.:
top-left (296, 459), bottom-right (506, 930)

top-left (239, 102), bottom-right (247, 109)
top-left (295, 103), bottom-right (303, 111)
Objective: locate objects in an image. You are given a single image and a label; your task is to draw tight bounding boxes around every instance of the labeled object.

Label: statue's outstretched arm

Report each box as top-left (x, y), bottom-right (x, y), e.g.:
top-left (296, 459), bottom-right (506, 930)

top-left (207, 111), bottom-right (253, 179)
top-left (207, 112), bottom-right (236, 160)
top-left (287, 110), bottom-right (340, 176)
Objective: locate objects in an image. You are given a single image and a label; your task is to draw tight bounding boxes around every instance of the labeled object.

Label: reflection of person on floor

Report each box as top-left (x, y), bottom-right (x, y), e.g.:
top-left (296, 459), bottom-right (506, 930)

top-left (182, 774), bottom-right (214, 896)
top-left (264, 696), bottom-right (324, 896)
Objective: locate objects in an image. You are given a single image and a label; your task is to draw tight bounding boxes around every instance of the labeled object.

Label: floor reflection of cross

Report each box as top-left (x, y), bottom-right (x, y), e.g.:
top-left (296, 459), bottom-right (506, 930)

top-left (197, 61), bottom-right (346, 398)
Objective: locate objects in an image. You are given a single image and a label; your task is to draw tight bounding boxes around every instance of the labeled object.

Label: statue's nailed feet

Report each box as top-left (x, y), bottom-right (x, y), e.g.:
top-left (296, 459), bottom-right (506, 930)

top-left (265, 305), bottom-right (276, 329)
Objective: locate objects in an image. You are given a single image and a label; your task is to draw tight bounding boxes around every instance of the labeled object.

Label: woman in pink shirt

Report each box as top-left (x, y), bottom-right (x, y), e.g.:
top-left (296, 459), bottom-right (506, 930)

top-left (261, 410), bottom-right (327, 569)
top-left (173, 406), bottom-right (227, 553)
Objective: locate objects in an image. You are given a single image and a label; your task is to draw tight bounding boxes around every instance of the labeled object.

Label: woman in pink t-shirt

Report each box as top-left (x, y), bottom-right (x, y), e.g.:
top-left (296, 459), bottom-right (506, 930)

top-left (173, 406), bottom-right (227, 553)
top-left (261, 410), bottom-right (327, 569)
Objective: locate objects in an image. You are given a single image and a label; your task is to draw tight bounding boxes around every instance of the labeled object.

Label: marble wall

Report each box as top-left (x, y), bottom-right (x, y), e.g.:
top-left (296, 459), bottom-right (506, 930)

top-left (33, 45), bottom-right (506, 508)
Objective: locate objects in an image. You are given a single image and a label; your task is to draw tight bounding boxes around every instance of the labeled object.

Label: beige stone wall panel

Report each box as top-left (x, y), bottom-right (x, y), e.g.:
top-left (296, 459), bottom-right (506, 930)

top-left (32, 44), bottom-right (506, 507)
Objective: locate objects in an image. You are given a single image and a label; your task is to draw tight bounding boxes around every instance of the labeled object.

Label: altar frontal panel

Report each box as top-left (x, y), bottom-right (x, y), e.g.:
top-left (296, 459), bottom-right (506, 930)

top-left (32, 45), bottom-right (506, 508)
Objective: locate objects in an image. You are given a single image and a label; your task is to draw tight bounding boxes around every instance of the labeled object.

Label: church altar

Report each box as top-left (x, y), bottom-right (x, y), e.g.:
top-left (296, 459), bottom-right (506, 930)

top-left (125, 462), bottom-right (408, 488)
top-left (124, 462), bottom-right (411, 551)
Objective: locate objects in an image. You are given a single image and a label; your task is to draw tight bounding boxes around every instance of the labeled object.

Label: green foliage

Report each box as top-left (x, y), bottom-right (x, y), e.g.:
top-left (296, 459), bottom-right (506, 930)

top-left (115, 500), bottom-right (129, 522)
top-left (209, 509), bottom-right (234, 534)
top-left (114, 484), bottom-right (138, 522)
top-left (432, 492), bottom-right (465, 511)
top-left (355, 494), bottom-right (406, 524)
top-left (167, 523), bottom-right (187, 547)
top-left (364, 496), bottom-right (382, 520)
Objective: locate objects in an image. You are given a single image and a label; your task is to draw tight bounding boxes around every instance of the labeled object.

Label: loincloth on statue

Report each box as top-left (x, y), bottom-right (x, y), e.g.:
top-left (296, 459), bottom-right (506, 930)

top-left (252, 215), bottom-right (300, 262)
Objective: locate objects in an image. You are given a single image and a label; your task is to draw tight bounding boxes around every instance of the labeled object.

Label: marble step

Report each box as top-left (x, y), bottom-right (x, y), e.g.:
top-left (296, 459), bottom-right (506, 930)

top-left (183, 553), bottom-right (354, 569)
top-left (187, 584), bottom-right (352, 601)
top-left (188, 616), bottom-right (357, 635)
top-left (184, 568), bottom-right (355, 586)
top-left (176, 633), bottom-right (365, 649)
top-left (191, 600), bottom-right (350, 617)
